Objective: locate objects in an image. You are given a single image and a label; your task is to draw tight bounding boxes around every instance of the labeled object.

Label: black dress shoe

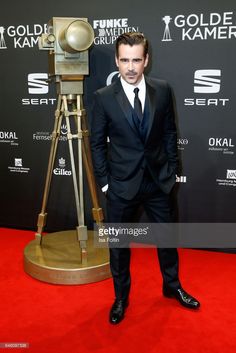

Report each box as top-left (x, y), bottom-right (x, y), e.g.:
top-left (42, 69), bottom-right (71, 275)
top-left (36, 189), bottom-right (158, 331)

top-left (163, 285), bottom-right (200, 309)
top-left (109, 299), bottom-right (129, 324)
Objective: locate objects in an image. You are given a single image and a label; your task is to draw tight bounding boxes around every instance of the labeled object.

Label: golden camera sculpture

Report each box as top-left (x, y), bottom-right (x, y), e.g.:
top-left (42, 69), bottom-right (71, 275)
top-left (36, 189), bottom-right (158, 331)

top-left (24, 17), bottom-right (110, 285)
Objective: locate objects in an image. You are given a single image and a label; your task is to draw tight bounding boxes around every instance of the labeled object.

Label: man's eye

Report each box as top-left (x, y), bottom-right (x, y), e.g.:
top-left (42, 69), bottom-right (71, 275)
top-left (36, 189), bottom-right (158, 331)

top-left (119, 58), bottom-right (142, 63)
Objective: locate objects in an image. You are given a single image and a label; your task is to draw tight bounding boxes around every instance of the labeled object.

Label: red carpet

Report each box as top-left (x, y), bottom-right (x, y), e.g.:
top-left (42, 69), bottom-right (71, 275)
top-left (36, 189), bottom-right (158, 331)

top-left (0, 227), bottom-right (236, 353)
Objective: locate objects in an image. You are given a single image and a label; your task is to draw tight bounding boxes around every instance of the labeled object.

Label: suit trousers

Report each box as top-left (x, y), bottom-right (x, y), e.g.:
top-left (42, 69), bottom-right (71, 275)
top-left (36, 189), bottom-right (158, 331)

top-left (106, 172), bottom-right (181, 301)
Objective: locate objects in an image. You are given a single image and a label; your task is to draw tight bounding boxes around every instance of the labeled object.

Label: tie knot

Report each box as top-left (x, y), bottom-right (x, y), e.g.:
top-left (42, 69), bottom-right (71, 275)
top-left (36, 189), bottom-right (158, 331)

top-left (134, 87), bottom-right (139, 97)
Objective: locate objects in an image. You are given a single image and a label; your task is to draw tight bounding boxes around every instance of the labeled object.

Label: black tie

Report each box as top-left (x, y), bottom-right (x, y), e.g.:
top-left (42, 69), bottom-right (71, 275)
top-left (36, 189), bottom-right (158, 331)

top-left (133, 87), bottom-right (143, 121)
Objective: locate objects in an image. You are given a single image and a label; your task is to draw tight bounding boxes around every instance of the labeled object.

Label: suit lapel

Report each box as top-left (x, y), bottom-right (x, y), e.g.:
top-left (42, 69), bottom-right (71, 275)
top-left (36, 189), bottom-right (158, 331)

top-left (113, 77), bottom-right (158, 142)
top-left (145, 79), bottom-right (156, 142)
top-left (114, 79), bottom-right (138, 134)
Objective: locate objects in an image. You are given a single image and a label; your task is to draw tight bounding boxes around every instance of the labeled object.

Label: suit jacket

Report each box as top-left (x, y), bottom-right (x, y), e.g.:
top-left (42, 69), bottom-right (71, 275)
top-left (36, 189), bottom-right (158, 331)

top-left (90, 76), bottom-right (178, 200)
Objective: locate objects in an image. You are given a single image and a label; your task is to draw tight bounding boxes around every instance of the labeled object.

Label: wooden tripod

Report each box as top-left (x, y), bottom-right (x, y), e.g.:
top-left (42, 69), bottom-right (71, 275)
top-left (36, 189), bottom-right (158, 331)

top-left (35, 78), bottom-right (103, 263)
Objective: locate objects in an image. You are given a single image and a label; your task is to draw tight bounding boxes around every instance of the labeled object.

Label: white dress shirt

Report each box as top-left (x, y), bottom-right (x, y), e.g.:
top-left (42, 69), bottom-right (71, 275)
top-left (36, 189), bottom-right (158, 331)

top-left (120, 75), bottom-right (146, 112)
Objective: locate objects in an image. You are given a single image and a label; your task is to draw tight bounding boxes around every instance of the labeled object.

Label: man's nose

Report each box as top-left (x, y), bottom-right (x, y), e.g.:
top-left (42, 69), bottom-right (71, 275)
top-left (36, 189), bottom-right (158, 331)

top-left (128, 60), bottom-right (134, 71)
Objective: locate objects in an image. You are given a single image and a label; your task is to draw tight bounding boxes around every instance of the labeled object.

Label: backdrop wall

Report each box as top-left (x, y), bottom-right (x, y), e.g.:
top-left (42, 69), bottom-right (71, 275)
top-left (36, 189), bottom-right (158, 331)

top-left (0, 0), bottom-right (235, 231)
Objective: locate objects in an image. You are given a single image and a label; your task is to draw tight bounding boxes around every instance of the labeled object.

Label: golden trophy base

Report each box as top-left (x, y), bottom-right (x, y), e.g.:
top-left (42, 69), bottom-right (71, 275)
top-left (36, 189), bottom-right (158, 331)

top-left (24, 230), bottom-right (111, 285)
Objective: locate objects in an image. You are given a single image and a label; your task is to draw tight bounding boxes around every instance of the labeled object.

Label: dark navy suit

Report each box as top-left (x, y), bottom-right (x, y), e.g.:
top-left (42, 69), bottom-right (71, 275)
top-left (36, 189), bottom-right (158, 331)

top-left (91, 76), bottom-right (180, 301)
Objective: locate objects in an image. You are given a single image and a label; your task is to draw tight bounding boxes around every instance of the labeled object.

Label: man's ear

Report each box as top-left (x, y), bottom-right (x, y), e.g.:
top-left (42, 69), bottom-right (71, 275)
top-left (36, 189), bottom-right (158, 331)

top-left (115, 55), bottom-right (119, 67)
top-left (144, 53), bottom-right (149, 68)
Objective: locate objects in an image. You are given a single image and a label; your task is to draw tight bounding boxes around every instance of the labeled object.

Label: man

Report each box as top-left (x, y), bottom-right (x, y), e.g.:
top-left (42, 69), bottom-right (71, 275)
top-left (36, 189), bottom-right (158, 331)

top-left (90, 32), bottom-right (200, 325)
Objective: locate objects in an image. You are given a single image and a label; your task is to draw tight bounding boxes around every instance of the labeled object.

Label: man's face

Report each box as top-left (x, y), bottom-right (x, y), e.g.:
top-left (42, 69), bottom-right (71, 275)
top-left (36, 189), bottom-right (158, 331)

top-left (115, 43), bottom-right (149, 86)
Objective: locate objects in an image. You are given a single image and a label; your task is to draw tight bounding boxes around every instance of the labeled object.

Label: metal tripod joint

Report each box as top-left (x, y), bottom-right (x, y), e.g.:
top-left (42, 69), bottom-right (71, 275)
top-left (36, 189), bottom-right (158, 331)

top-left (55, 108), bottom-right (61, 118)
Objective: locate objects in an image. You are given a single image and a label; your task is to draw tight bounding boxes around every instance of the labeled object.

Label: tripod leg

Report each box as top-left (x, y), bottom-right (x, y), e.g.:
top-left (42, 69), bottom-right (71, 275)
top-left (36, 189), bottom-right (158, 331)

top-left (36, 95), bottom-right (63, 243)
top-left (76, 95), bottom-right (88, 261)
top-left (63, 95), bottom-right (88, 260)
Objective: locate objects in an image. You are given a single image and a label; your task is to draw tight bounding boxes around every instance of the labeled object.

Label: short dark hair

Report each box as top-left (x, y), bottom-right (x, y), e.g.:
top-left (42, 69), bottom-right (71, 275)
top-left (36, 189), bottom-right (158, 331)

top-left (115, 32), bottom-right (149, 58)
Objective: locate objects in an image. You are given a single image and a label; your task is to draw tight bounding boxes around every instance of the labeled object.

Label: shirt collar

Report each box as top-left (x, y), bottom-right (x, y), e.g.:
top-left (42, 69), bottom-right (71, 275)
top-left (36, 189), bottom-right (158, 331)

top-left (120, 75), bottom-right (146, 93)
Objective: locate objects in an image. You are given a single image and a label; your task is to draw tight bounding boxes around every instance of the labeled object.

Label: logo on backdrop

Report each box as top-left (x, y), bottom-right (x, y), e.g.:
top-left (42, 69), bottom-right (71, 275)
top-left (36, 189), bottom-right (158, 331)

top-left (61, 124), bottom-right (68, 135)
top-left (208, 137), bottom-right (234, 155)
top-left (177, 138), bottom-right (188, 151)
top-left (106, 71), bottom-right (120, 86)
top-left (28, 73), bottom-right (48, 94)
top-left (0, 131), bottom-right (19, 146)
top-left (22, 73), bottom-right (56, 106)
top-left (8, 158), bottom-right (30, 174)
top-left (184, 69), bottom-right (230, 107)
top-left (53, 157), bottom-right (72, 176)
top-left (194, 70), bottom-right (221, 93)
top-left (161, 11), bottom-right (236, 41)
top-left (33, 124), bottom-right (68, 143)
top-left (0, 23), bottom-right (47, 49)
top-left (227, 170), bottom-right (236, 179)
top-left (162, 16), bottom-right (173, 41)
top-left (216, 169), bottom-right (236, 187)
top-left (93, 18), bottom-right (139, 45)
top-left (176, 175), bottom-right (187, 183)
top-left (15, 158), bottom-right (22, 167)
top-left (0, 26), bottom-right (7, 49)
